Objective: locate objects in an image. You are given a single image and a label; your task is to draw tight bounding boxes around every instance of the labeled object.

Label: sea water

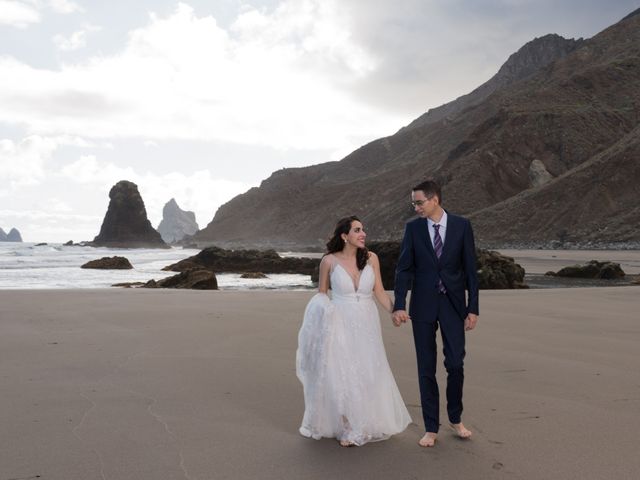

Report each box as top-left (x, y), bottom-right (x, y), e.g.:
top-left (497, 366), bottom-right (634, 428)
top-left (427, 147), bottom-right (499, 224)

top-left (0, 242), bottom-right (315, 290)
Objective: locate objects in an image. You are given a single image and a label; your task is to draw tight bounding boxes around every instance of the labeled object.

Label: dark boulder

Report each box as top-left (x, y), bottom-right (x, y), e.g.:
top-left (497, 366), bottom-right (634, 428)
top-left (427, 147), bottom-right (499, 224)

top-left (547, 260), bottom-right (625, 279)
top-left (241, 272), bottom-right (268, 279)
top-left (112, 282), bottom-right (146, 288)
top-left (93, 180), bottom-right (168, 248)
top-left (144, 269), bottom-right (218, 289)
top-left (163, 246), bottom-right (319, 276)
top-left (81, 256), bottom-right (134, 270)
top-left (475, 250), bottom-right (527, 289)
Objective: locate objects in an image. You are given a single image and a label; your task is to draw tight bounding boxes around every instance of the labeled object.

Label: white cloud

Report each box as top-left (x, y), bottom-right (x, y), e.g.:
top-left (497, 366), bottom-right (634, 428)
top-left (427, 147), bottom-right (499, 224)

top-left (0, 134), bottom-right (108, 194)
top-left (48, 0), bottom-right (82, 14)
top-left (0, 0), bottom-right (40, 28)
top-left (53, 24), bottom-right (100, 51)
top-left (58, 155), bottom-right (254, 228)
top-left (0, 135), bottom-right (58, 190)
top-left (0, 1), bottom-right (404, 154)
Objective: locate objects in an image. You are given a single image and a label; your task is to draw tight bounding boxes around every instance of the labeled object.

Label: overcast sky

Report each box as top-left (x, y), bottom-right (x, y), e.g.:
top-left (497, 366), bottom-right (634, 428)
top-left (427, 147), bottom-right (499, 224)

top-left (1, 0), bottom-right (637, 242)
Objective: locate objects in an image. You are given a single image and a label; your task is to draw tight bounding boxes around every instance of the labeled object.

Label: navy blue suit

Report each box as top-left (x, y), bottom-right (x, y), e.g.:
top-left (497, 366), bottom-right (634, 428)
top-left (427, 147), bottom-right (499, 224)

top-left (393, 213), bottom-right (479, 433)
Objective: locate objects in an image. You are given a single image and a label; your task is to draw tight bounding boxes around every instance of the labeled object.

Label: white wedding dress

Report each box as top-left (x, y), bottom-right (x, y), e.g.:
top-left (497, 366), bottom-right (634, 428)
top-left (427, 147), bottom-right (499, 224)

top-left (296, 259), bottom-right (412, 445)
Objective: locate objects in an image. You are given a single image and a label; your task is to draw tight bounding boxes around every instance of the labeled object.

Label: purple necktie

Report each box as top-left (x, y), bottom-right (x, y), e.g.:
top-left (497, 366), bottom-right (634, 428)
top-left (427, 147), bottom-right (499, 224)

top-left (433, 224), bottom-right (446, 293)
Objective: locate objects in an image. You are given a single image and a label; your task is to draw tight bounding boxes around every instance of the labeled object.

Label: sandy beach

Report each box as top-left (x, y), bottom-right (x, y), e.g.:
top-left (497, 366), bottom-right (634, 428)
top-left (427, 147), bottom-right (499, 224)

top-left (1, 287), bottom-right (639, 480)
top-left (499, 249), bottom-right (640, 275)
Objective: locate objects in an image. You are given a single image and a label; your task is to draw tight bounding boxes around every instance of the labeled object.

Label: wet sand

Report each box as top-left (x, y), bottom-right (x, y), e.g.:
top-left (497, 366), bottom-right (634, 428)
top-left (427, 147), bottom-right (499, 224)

top-left (499, 249), bottom-right (640, 275)
top-left (1, 287), bottom-right (639, 479)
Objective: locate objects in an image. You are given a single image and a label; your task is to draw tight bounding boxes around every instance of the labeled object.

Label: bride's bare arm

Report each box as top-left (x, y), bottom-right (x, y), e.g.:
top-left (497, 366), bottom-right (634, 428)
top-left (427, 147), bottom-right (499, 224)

top-left (318, 255), bottom-right (331, 294)
top-left (369, 252), bottom-right (393, 313)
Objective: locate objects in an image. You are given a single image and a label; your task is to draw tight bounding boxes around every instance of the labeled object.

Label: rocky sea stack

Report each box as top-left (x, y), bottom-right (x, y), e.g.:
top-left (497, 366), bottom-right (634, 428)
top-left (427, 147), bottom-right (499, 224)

top-left (157, 198), bottom-right (199, 243)
top-left (93, 180), bottom-right (168, 249)
top-left (0, 227), bottom-right (23, 242)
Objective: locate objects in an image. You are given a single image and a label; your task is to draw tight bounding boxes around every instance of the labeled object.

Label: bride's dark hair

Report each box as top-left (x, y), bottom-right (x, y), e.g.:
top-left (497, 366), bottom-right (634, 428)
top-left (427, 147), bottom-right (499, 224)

top-left (325, 216), bottom-right (369, 271)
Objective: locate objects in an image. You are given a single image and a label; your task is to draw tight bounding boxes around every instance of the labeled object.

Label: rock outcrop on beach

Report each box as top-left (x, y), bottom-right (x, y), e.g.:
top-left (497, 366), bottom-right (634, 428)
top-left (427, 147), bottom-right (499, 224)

top-left (143, 269), bottom-right (218, 290)
top-left (93, 181), bottom-right (168, 249)
top-left (0, 227), bottom-right (23, 242)
top-left (163, 246), bottom-right (320, 276)
top-left (193, 10), bottom-right (640, 249)
top-left (81, 256), bottom-right (134, 270)
top-left (475, 250), bottom-right (527, 289)
top-left (157, 198), bottom-right (199, 243)
top-left (312, 242), bottom-right (526, 289)
top-left (546, 260), bottom-right (625, 279)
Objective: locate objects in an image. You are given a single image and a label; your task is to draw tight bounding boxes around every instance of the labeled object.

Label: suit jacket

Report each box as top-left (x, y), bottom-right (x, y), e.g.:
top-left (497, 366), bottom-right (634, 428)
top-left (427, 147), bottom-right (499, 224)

top-left (393, 213), bottom-right (479, 322)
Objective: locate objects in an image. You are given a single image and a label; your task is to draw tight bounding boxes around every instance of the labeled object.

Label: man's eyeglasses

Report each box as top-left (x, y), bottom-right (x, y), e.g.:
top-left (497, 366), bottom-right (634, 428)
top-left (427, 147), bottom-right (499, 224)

top-left (411, 198), bottom-right (432, 207)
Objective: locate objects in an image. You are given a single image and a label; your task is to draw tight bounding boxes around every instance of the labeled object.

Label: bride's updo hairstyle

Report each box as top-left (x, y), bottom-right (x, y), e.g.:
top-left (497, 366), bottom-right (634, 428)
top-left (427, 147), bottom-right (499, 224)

top-left (325, 216), bottom-right (369, 271)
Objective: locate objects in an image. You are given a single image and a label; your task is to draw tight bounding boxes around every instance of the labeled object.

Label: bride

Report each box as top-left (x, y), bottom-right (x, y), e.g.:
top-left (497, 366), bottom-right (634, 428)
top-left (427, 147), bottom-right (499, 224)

top-left (296, 216), bottom-right (411, 446)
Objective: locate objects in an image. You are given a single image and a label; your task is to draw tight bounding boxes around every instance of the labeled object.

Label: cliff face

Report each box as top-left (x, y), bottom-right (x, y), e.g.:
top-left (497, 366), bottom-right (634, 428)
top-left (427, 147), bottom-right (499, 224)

top-left (93, 180), bottom-right (168, 248)
top-left (195, 11), bottom-right (640, 249)
top-left (0, 227), bottom-right (23, 242)
top-left (157, 198), bottom-right (199, 243)
top-left (401, 34), bottom-right (585, 132)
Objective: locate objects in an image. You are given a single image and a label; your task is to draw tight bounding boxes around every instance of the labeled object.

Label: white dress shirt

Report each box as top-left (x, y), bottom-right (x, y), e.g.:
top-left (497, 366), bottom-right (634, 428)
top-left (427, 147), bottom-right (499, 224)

top-left (427, 210), bottom-right (448, 249)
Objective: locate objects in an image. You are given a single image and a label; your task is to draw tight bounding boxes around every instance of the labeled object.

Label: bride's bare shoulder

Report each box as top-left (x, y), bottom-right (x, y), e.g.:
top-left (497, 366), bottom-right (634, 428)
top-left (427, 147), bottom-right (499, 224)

top-left (320, 254), bottom-right (334, 266)
top-left (367, 251), bottom-right (379, 265)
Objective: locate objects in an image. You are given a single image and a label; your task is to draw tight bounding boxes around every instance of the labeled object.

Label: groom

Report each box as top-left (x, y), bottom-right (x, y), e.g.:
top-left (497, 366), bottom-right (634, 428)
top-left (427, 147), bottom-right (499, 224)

top-left (392, 180), bottom-right (479, 447)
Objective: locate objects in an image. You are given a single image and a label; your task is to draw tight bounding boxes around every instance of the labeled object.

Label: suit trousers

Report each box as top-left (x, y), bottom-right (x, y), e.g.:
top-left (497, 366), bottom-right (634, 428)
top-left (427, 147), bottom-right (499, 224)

top-left (411, 292), bottom-right (466, 433)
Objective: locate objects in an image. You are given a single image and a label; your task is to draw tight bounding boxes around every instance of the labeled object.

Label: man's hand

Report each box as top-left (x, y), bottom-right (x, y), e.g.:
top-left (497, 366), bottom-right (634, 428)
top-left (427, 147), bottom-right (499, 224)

top-left (392, 310), bottom-right (410, 327)
top-left (464, 313), bottom-right (478, 331)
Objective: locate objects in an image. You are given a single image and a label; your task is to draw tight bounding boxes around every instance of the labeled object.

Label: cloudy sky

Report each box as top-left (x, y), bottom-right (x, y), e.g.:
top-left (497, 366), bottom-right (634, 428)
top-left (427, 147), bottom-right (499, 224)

top-left (1, 0), bottom-right (637, 242)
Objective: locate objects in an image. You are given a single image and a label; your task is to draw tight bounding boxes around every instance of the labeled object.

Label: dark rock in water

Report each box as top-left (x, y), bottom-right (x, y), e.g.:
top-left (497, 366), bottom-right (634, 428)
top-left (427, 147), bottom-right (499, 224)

top-left (548, 260), bottom-right (625, 279)
top-left (476, 250), bottom-right (527, 289)
top-left (157, 198), bottom-right (199, 243)
top-left (144, 269), bottom-right (218, 289)
top-left (93, 180), bottom-right (168, 248)
top-left (35, 242), bottom-right (48, 246)
top-left (241, 272), bottom-right (268, 279)
top-left (112, 282), bottom-right (146, 288)
top-left (163, 246), bottom-right (319, 276)
top-left (63, 240), bottom-right (74, 246)
top-left (81, 256), bottom-right (134, 270)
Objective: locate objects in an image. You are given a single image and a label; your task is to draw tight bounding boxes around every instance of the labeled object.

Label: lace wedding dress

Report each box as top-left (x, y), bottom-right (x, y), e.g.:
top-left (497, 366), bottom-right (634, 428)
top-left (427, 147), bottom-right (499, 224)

top-left (296, 260), bottom-right (411, 445)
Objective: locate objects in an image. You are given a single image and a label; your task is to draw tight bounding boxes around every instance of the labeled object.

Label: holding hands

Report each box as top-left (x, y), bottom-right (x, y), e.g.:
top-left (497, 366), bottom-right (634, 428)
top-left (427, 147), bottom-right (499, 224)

top-left (391, 310), bottom-right (410, 327)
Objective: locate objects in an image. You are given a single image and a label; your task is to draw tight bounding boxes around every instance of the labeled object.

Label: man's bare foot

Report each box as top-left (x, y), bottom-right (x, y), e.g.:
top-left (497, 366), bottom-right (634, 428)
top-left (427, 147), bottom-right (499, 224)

top-left (418, 432), bottom-right (437, 447)
top-left (450, 422), bottom-right (472, 439)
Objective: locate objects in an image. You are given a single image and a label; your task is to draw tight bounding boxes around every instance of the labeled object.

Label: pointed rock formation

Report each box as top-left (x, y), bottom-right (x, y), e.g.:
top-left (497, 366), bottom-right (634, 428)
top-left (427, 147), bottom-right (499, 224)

top-left (0, 227), bottom-right (23, 242)
top-left (157, 198), bottom-right (199, 243)
top-left (7, 228), bottom-right (22, 242)
top-left (93, 180), bottom-right (168, 248)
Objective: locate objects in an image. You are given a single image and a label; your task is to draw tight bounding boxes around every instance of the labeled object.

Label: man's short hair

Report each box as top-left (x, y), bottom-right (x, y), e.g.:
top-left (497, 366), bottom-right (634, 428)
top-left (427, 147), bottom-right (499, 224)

top-left (412, 180), bottom-right (442, 203)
